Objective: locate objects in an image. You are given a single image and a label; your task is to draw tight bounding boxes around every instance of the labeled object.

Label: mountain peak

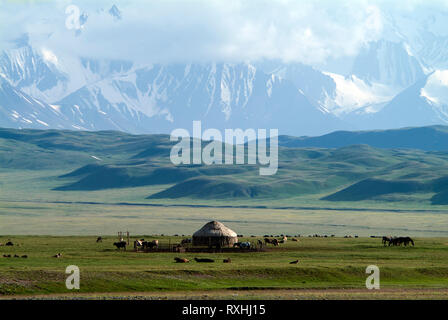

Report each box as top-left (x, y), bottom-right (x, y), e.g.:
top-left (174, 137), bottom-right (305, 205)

top-left (109, 5), bottom-right (122, 20)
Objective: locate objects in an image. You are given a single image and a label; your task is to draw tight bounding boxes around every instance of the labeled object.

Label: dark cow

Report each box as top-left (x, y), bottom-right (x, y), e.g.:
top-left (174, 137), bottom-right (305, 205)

top-left (174, 257), bottom-right (189, 263)
top-left (142, 240), bottom-right (159, 250)
top-left (5, 241), bottom-right (13, 246)
top-left (113, 241), bottom-right (127, 250)
top-left (223, 258), bottom-right (232, 263)
top-left (289, 260), bottom-right (299, 264)
top-left (264, 238), bottom-right (279, 246)
top-left (96, 237), bottom-right (103, 243)
top-left (194, 257), bottom-right (215, 263)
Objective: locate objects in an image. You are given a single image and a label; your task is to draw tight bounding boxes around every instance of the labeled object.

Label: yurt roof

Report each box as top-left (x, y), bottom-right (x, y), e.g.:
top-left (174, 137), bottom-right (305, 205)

top-left (193, 221), bottom-right (237, 238)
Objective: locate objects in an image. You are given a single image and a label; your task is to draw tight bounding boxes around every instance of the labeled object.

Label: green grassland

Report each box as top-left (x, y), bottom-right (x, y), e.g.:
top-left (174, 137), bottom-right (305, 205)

top-left (1, 128), bottom-right (448, 235)
top-left (1, 128), bottom-right (448, 299)
top-left (0, 236), bottom-right (447, 299)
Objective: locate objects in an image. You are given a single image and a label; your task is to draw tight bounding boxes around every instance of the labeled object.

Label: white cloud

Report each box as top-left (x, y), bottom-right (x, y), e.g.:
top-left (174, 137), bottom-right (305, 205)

top-left (0, 0), bottom-right (444, 66)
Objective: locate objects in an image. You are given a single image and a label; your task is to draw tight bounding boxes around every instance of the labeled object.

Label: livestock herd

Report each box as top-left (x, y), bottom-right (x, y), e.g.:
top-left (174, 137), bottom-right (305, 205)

top-left (382, 236), bottom-right (415, 247)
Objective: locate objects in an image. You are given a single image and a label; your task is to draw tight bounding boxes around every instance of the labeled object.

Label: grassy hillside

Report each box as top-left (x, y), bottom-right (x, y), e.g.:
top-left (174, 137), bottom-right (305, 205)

top-left (278, 125), bottom-right (448, 151)
top-left (2, 127), bottom-right (448, 205)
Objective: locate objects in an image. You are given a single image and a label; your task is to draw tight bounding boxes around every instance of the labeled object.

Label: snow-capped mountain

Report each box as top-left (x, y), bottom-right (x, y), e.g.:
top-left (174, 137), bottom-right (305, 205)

top-left (0, 43), bottom-right (134, 103)
top-left (0, 74), bottom-right (70, 129)
top-left (1, 3), bottom-right (448, 136)
top-left (351, 40), bottom-right (425, 88)
top-left (363, 70), bottom-right (448, 129)
top-left (57, 63), bottom-right (347, 135)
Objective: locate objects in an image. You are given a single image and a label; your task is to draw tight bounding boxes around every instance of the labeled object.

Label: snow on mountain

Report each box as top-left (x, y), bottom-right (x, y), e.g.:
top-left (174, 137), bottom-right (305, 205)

top-left (256, 61), bottom-right (336, 113)
top-left (351, 40), bottom-right (425, 88)
top-left (322, 72), bottom-right (396, 116)
top-left (0, 75), bottom-right (71, 129)
top-left (56, 63), bottom-right (347, 135)
top-left (353, 71), bottom-right (448, 130)
top-left (0, 43), bottom-right (134, 103)
top-left (420, 70), bottom-right (448, 107)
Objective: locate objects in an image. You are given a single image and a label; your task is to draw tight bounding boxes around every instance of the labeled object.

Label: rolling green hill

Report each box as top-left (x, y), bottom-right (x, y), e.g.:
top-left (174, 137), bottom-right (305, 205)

top-left (2, 127), bottom-right (448, 204)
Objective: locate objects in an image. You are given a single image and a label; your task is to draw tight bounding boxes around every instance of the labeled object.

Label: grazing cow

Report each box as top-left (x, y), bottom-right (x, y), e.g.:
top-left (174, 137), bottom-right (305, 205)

top-left (134, 240), bottom-right (143, 250)
top-left (264, 238), bottom-right (271, 244)
top-left (282, 236), bottom-right (287, 242)
top-left (292, 238), bottom-right (298, 242)
top-left (113, 241), bottom-right (127, 250)
top-left (96, 237), bottom-right (103, 243)
top-left (174, 257), bottom-right (189, 263)
top-left (271, 239), bottom-right (279, 246)
top-left (194, 258), bottom-right (215, 263)
top-left (14, 254), bottom-right (20, 258)
top-left (3, 254), bottom-right (11, 258)
top-left (223, 258), bottom-right (232, 263)
top-left (257, 239), bottom-right (263, 246)
top-left (289, 260), bottom-right (299, 264)
top-left (53, 253), bottom-right (62, 258)
top-left (5, 241), bottom-right (13, 246)
top-left (21, 255), bottom-right (28, 258)
top-left (142, 240), bottom-right (159, 250)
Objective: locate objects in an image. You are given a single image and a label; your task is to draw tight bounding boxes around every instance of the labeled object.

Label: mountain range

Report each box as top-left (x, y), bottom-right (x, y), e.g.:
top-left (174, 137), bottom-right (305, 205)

top-left (1, 5), bottom-right (448, 136)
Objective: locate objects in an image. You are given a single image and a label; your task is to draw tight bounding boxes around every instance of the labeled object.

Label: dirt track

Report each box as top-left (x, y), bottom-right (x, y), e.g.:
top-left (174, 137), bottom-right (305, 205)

top-left (2, 288), bottom-right (448, 300)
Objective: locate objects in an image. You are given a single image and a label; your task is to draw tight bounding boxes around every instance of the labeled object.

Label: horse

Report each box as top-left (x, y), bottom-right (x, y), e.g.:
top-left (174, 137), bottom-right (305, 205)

top-left (382, 236), bottom-right (392, 246)
top-left (401, 236), bottom-right (414, 246)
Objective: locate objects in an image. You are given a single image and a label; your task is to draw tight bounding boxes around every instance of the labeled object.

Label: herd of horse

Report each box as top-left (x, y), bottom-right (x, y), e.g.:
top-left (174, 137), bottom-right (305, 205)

top-left (382, 236), bottom-right (415, 247)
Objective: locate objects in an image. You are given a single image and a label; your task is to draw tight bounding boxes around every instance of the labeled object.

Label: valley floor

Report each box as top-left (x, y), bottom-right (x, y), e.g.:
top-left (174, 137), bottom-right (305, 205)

top-left (0, 236), bottom-right (447, 299)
